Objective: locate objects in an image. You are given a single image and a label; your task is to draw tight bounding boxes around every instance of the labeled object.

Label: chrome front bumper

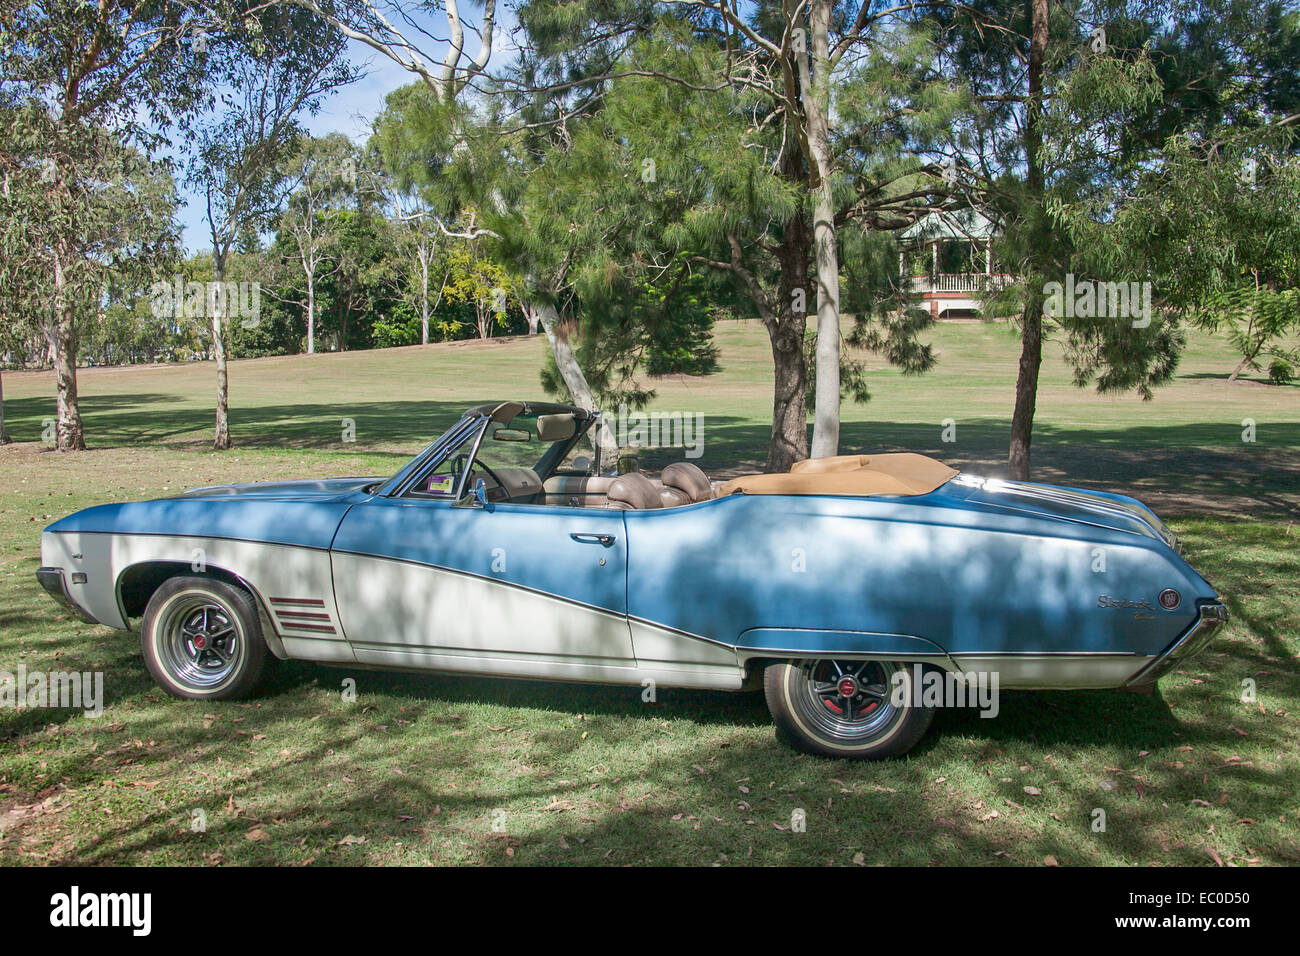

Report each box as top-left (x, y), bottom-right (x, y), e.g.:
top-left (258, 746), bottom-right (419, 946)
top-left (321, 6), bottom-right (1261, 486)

top-left (36, 566), bottom-right (97, 624)
top-left (1126, 602), bottom-right (1229, 686)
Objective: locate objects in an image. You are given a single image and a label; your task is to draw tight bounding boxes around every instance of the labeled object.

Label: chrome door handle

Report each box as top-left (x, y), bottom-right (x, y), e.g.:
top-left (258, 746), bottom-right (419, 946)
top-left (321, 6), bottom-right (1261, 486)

top-left (570, 532), bottom-right (616, 547)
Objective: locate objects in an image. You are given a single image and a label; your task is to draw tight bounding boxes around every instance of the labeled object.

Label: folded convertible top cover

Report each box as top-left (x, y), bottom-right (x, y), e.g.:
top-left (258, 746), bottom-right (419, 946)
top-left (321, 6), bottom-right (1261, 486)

top-left (719, 453), bottom-right (958, 498)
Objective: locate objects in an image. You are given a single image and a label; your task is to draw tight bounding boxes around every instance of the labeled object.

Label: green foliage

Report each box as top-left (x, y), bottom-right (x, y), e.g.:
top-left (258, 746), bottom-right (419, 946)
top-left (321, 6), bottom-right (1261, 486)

top-left (442, 239), bottom-right (517, 339)
top-left (186, 5), bottom-right (357, 267)
top-left (1204, 286), bottom-right (1300, 384)
top-left (1062, 120), bottom-right (1300, 383)
top-left (0, 99), bottom-right (181, 345)
top-left (371, 302), bottom-right (424, 350)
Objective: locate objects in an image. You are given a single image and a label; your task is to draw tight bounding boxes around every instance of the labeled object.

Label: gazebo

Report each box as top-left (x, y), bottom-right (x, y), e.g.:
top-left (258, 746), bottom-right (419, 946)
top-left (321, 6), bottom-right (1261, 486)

top-left (898, 208), bottom-right (1011, 318)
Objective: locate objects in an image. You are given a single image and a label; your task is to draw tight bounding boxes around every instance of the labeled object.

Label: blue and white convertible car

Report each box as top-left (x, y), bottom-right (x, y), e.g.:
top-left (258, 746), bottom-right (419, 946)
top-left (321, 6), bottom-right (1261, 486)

top-left (37, 400), bottom-right (1227, 758)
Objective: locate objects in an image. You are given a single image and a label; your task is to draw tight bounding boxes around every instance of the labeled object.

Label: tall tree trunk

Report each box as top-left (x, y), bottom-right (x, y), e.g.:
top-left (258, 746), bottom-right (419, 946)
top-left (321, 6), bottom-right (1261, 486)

top-left (1008, 299), bottom-right (1043, 480)
top-left (1008, 0), bottom-right (1050, 481)
top-left (760, 153), bottom-right (815, 473)
top-left (52, 248), bottom-right (85, 451)
top-left (804, 0), bottom-right (843, 460)
top-left (419, 241), bottom-right (431, 345)
top-left (212, 252), bottom-right (232, 450)
top-left (306, 267), bottom-right (316, 354)
top-left (340, 284), bottom-right (353, 350)
top-left (767, 320), bottom-right (808, 472)
top-left (0, 368), bottom-right (11, 444)
top-left (535, 302), bottom-right (618, 469)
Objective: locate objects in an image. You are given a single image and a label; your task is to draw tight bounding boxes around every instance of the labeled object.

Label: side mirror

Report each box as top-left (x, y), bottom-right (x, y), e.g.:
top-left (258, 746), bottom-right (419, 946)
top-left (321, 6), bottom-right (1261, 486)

top-left (454, 478), bottom-right (491, 510)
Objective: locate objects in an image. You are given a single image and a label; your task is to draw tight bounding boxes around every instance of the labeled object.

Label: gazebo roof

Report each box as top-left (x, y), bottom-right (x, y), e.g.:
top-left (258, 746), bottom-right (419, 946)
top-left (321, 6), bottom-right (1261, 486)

top-left (899, 207), bottom-right (998, 242)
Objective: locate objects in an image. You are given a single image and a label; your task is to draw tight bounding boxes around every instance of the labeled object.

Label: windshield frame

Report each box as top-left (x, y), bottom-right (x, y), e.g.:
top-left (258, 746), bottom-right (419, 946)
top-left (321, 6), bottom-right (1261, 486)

top-left (373, 405), bottom-right (597, 500)
top-left (374, 414), bottom-right (486, 498)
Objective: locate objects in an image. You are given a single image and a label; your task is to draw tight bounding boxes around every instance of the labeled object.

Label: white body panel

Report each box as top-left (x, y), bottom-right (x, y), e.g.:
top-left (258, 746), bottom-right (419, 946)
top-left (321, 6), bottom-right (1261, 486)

top-left (331, 552), bottom-right (746, 689)
top-left (41, 531), bottom-right (354, 663)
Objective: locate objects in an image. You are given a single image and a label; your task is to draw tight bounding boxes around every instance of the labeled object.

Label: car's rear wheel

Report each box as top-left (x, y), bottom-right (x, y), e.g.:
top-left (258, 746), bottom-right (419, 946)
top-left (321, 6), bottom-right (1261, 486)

top-left (764, 659), bottom-right (934, 759)
top-left (141, 576), bottom-right (266, 700)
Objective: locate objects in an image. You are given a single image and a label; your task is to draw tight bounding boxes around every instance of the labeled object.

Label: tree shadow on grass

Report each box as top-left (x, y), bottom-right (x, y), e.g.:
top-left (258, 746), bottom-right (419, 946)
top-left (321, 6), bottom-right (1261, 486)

top-left (6, 391), bottom-right (1299, 514)
top-left (1, 395), bottom-right (482, 450)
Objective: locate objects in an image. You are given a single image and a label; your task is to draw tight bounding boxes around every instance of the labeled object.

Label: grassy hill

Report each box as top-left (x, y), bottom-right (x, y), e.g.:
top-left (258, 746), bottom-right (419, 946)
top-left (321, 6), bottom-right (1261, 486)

top-left (4, 319), bottom-right (1298, 513)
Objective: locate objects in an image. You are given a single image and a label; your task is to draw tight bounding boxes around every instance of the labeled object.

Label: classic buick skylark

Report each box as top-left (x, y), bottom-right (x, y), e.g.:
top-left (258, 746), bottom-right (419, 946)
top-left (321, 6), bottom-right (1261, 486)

top-left (38, 400), bottom-right (1227, 758)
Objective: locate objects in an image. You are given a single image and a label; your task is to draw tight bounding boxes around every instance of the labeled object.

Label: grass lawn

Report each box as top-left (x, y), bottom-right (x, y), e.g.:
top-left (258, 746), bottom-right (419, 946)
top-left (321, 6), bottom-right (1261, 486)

top-left (0, 320), bottom-right (1297, 866)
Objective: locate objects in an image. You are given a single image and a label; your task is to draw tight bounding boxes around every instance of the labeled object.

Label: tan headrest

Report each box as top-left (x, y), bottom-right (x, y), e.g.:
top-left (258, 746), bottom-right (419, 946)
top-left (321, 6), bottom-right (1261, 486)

top-left (536, 413), bottom-right (576, 441)
top-left (661, 462), bottom-right (712, 503)
top-left (606, 472), bottom-right (663, 510)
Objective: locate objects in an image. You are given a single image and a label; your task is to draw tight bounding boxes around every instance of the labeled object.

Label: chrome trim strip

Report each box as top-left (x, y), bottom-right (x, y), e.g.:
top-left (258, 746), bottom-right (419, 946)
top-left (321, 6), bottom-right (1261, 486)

top-left (1126, 602), bottom-right (1229, 686)
top-left (738, 648), bottom-right (961, 671)
top-left (59, 529), bottom-right (331, 553)
top-left (389, 416), bottom-right (488, 499)
top-left (625, 613), bottom-right (732, 649)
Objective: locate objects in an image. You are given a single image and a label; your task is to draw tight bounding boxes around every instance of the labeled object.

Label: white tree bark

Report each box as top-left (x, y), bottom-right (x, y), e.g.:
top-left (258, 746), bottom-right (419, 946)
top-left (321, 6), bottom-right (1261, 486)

top-left (212, 250), bottom-right (231, 449)
top-left (0, 368), bottom-right (11, 444)
top-left (803, 0), bottom-right (842, 460)
top-left (534, 302), bottom-right (618, 469)
top-left (51, 244), bottom-right (85, 450)
top-left (306, 267), bottom-right (316, 354)
top-left (418, 236), bottom-right (432, 344)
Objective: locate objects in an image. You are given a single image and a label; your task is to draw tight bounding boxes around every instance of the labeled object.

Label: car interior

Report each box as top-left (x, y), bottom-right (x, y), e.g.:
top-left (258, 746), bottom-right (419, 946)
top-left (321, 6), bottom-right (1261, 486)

top-left (404, 406), bottom-right (723, 510)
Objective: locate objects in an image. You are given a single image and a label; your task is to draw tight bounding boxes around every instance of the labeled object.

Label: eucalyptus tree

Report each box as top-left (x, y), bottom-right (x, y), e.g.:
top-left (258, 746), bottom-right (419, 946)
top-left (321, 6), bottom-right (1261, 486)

top-left (277, 134), bottom-right (361, 354)
top-left (186, 5), bottom-right (360, 448)
top-left (0, 0), bottom-right (211, 449)
top-left (285, 0), bottom-right (497, 104)
top-left (368, 82), bottom-right (463, 345)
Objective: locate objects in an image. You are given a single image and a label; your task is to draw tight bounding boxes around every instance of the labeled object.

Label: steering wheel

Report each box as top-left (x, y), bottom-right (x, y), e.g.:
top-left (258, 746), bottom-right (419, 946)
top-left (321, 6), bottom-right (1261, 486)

top-left (451, 453), bottom-right (508, 499)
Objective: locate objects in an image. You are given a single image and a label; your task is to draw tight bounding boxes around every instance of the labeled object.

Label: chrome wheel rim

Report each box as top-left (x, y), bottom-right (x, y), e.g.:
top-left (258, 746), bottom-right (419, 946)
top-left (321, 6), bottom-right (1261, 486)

top-left (157, 598), bottom-right (243, 690)
top-left (795, 659), bottom-right (903, 742)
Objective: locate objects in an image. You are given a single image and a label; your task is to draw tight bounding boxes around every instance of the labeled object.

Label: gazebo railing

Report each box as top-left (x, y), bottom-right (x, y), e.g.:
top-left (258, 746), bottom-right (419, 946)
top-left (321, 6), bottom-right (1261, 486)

top-left (910, 273), bottom-right (1016, 294)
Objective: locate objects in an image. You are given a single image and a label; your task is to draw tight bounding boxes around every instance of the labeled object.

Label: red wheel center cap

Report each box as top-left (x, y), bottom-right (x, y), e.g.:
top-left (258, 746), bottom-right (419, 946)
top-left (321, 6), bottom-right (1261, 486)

top-left (837, 677), bottom-right (857, 698)
top-left (194, 635), bottom-right (207, 649)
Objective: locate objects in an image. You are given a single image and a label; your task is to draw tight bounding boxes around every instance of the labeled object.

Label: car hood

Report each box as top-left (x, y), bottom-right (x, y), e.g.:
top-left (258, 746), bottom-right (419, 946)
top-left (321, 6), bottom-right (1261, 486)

top-left (179, 477), bottom-right (381, 500)
top-left (43, 479), bottom-right (373, 550)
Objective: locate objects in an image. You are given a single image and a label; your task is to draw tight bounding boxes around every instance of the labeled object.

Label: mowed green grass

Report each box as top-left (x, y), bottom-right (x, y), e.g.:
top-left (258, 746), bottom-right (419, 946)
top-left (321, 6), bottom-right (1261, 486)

top-left (0, 320), bottom-right (1297, 866)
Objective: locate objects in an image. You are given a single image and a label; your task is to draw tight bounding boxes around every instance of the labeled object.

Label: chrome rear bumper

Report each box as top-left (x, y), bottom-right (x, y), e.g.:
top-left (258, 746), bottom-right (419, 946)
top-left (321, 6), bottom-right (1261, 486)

top-left (1126, 602), bottom-right (1229, 686)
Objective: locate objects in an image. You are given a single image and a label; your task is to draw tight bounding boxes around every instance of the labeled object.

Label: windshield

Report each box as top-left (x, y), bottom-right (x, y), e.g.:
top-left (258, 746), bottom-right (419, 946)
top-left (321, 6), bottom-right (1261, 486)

top-left (376, 406), bottom-right (595, 499)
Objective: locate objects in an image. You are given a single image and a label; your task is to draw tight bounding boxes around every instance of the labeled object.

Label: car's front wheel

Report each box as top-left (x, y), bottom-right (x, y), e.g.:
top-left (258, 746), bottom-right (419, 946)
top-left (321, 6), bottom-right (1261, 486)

top-left (140, 576), bottom-right (267, 700)
top-left (764, 659), bottom-right (934, 759)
